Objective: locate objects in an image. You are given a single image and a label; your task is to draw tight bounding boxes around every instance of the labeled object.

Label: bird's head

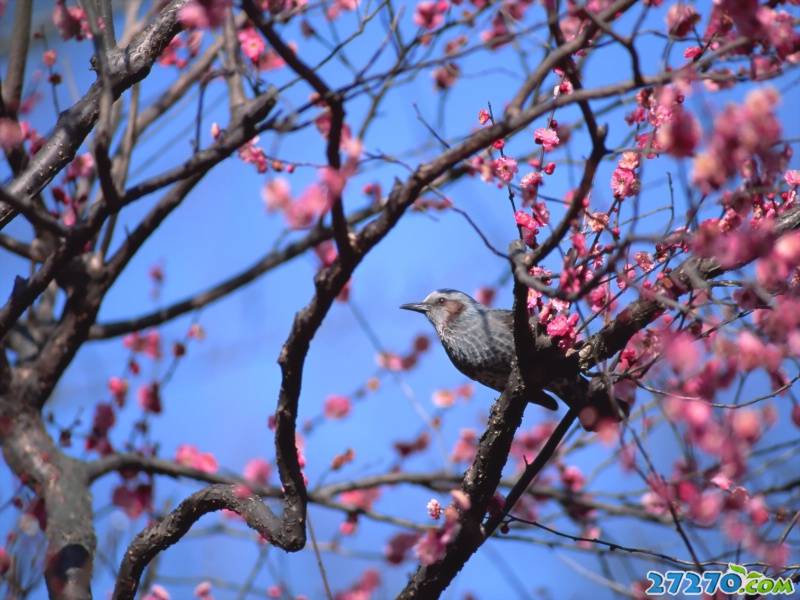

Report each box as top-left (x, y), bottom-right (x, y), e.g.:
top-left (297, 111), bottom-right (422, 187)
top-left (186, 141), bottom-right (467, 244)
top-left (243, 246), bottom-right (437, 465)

top-left (400, 289), bottom-right (482, 334)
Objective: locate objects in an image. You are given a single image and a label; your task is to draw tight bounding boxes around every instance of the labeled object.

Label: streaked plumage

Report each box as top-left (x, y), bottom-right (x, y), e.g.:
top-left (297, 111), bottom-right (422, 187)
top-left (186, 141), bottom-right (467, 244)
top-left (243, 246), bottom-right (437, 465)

top-left (400, 289), bottom-right (558, 410)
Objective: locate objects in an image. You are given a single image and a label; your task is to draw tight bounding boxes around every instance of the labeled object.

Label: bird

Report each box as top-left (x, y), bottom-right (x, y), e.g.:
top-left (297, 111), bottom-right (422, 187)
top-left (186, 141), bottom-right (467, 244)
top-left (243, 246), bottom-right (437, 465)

top-left (400, 289), bottom-right (629, 427)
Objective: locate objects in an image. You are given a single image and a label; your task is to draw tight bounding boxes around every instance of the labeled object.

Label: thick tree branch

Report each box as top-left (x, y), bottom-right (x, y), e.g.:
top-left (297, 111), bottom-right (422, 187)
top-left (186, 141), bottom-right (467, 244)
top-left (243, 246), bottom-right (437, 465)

top-left (113, 485), bottom-right (296, 600)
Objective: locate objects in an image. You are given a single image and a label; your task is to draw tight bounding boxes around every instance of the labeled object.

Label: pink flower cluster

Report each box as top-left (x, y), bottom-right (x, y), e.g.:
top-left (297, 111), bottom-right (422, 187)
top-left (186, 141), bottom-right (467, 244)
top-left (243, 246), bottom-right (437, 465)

top-left (52, 1), bottom-right (92, 41)
top-left (413, 1), bottom-right (448, 30)
top-left (175, 444), bottom-right (219, 473)
top-left (179, 0), bottom-right (229, 29)
top-left (693, 88), bottom-right (785, 193)
top-left (334, 569), bottom-right (380, 600)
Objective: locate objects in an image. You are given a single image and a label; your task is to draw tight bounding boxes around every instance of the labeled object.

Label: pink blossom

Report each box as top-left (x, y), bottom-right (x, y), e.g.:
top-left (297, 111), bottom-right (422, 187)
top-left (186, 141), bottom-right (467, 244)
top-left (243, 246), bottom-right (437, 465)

top-left (179, 0), bottom-right (228, 29)
top-left (237, 26), bottom-right (265, 63)
top-left (414, 526), bottom-right (449, 566)
top-left (137, 382), bottom-right (162, 414)
top-left (339, 488), bottom-right (380, 511)
top-left (519, 171), bottom-right (543, 203)
top-left (108, 377), bottom-right (128, 406)
top-left (692, 88), bottom-right (783, 193)
top-left (737, 331), bottom-right (766, 371)
top-left (43, 50), bottom-right (57, 67)
top-left (335, 569), bottom-right (380, 600)
top-left (262, 178), bottom-right (292, 212)
top-left (385, 532), bottom-right (420, 564)
top-left (785, 170), bottom-right (800, 186)
top-left (747, 495), bottom-right (769, 526)
top-left (194, 581), bottom-right (213, 599)
top-left (560, 465), bottom-right (585, 492)
top-left (112, 483), bottom-right (153, 519)
top-left (66, 153), bottom-right (95, 180)
top-left (450, 428), bottom-right (477, 463)
top-left (175, 444), bottom-right (219, 473)
top-left (533, 127), bottom-right (559, 152)
top-left (491, 157), bottom-right (518, 183)
top-left (243, 458), bottom-right (271, 485)
top-left (432, 389), bottom-right (455, 407)
top-left (92, 403), bottom-right (115, 436)
top-left (611, 167), bottom-right (639, 199)
top-left (52, 1), bottom-right (90, 41)
top-left (450, 489), bottom-right (471, 511)
top-left (688, 490), bottom-right (722, 526)
top-left (427, 498), bottom-right (442, 519)
top-left (656, 107), bottom-right (701, 157)
top-left (324, 394), bottom-right (351, 419)
top-left (0, 118), bottom-right (23, 152)
top-left (238, 136), bottom-right (268, 173)
top-left (478, 109), bottom-right (490, 125)
top-left (546, 312), bottom-right (579, 341)
top-left (666, 3), bottom-right (700, 38)
top-left (143, 585), bottom-right (170, 600)
top-left (326, 0), bottom-right (359, 20)
top-left (732, 410), bottom-right (762, 444)
top-left (413, 1), bottom-right (448, 30)
top-left (664, 332), bottom-right (699, 376)
top-left (684, 46), bottom-right (702, 59)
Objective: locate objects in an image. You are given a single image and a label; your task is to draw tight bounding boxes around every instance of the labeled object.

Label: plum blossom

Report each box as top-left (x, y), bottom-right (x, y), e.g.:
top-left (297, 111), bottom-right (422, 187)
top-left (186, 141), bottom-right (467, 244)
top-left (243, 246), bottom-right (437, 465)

top-left (238, 136), bottom-right (268, 173)
top-left (53, 1), bottom-right (91, 40)
top-left (324, 394), bottom-right (352, 419)
top-left (0, 118), bottom-right (23, 152)
top-left (175, 444), bottom-right (219, 473)
top-left (327, 0), bottom-right (359, 20)
top-left (385, 532), bottom-right (420, 564)
top-left (113, 482), bottom-right (153, 519)
top-left (237, 26), bottom-right (265, 63)
top-left (656, 107), bottom-right (701, 157)
top-left (143, 585), bottom-right (170, 600)
top-left (491, 157), bottom-right (518, 183)
top-left (666, 3), bottom-right (700, 38)
top-left (414, 1), bottom-right (448, 30)
top-left (179, 0), bottom-right (228, 29)
top-left (450, 428), bottom-right (477, 463)
top-left (243, 458), bottom-right (271, 485)
top-left (137, 382), bottom-right (162, 414)
top-left (692, 88), bottom-right (784, 192)
top-left (340, 488), bottom-right (380, 511)
top-left (427, 498), bottom-right (442, 519)
top-left (533, 127), bottom-right (559, 152)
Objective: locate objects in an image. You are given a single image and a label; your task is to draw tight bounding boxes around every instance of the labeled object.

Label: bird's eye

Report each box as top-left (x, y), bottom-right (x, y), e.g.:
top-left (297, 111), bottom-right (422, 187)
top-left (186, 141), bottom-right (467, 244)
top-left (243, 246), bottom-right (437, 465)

top-left (437, 297), bottom-right (446, 305)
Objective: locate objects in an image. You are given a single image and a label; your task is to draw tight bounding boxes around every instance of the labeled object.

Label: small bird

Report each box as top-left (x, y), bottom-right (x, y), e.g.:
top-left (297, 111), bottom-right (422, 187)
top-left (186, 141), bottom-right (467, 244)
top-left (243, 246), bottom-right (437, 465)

top-left (400, 289), bottom-right (629, 426)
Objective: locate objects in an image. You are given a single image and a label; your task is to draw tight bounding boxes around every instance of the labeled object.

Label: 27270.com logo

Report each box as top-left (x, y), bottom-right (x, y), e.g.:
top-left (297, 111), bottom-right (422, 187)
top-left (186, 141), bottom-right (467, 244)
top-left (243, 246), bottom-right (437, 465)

top-left (645, 563), bottom-right (795, 596)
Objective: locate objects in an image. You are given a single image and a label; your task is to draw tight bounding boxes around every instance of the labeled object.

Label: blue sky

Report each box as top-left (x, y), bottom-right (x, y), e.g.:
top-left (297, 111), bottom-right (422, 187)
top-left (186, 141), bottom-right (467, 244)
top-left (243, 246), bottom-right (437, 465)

top-left (1, 1), bottom-right (799, 598)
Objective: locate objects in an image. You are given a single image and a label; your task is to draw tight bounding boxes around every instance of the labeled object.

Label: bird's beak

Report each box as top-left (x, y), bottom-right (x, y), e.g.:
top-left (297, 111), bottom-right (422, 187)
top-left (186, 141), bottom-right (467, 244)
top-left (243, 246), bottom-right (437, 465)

top-left (400, 302), bottom-right (428, 313)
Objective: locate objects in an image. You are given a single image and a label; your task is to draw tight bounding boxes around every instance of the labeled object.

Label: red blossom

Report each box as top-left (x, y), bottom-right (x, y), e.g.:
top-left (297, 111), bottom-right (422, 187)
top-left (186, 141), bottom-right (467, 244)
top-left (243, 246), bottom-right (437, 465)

top-left (108, 376), bottom-right (128, 406)
top-left (137, 382), bottom-right (162, 414)
top-left (666, 3), bottom-right (700, 38)
top-left (324, 394), bottom-right (352, 419)
top-left (175, 444), bottom-right (219, 473)
top-left (385, 532), bottom-right (420, 564)
top-left (52, 1), bottom-right (91, 41)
